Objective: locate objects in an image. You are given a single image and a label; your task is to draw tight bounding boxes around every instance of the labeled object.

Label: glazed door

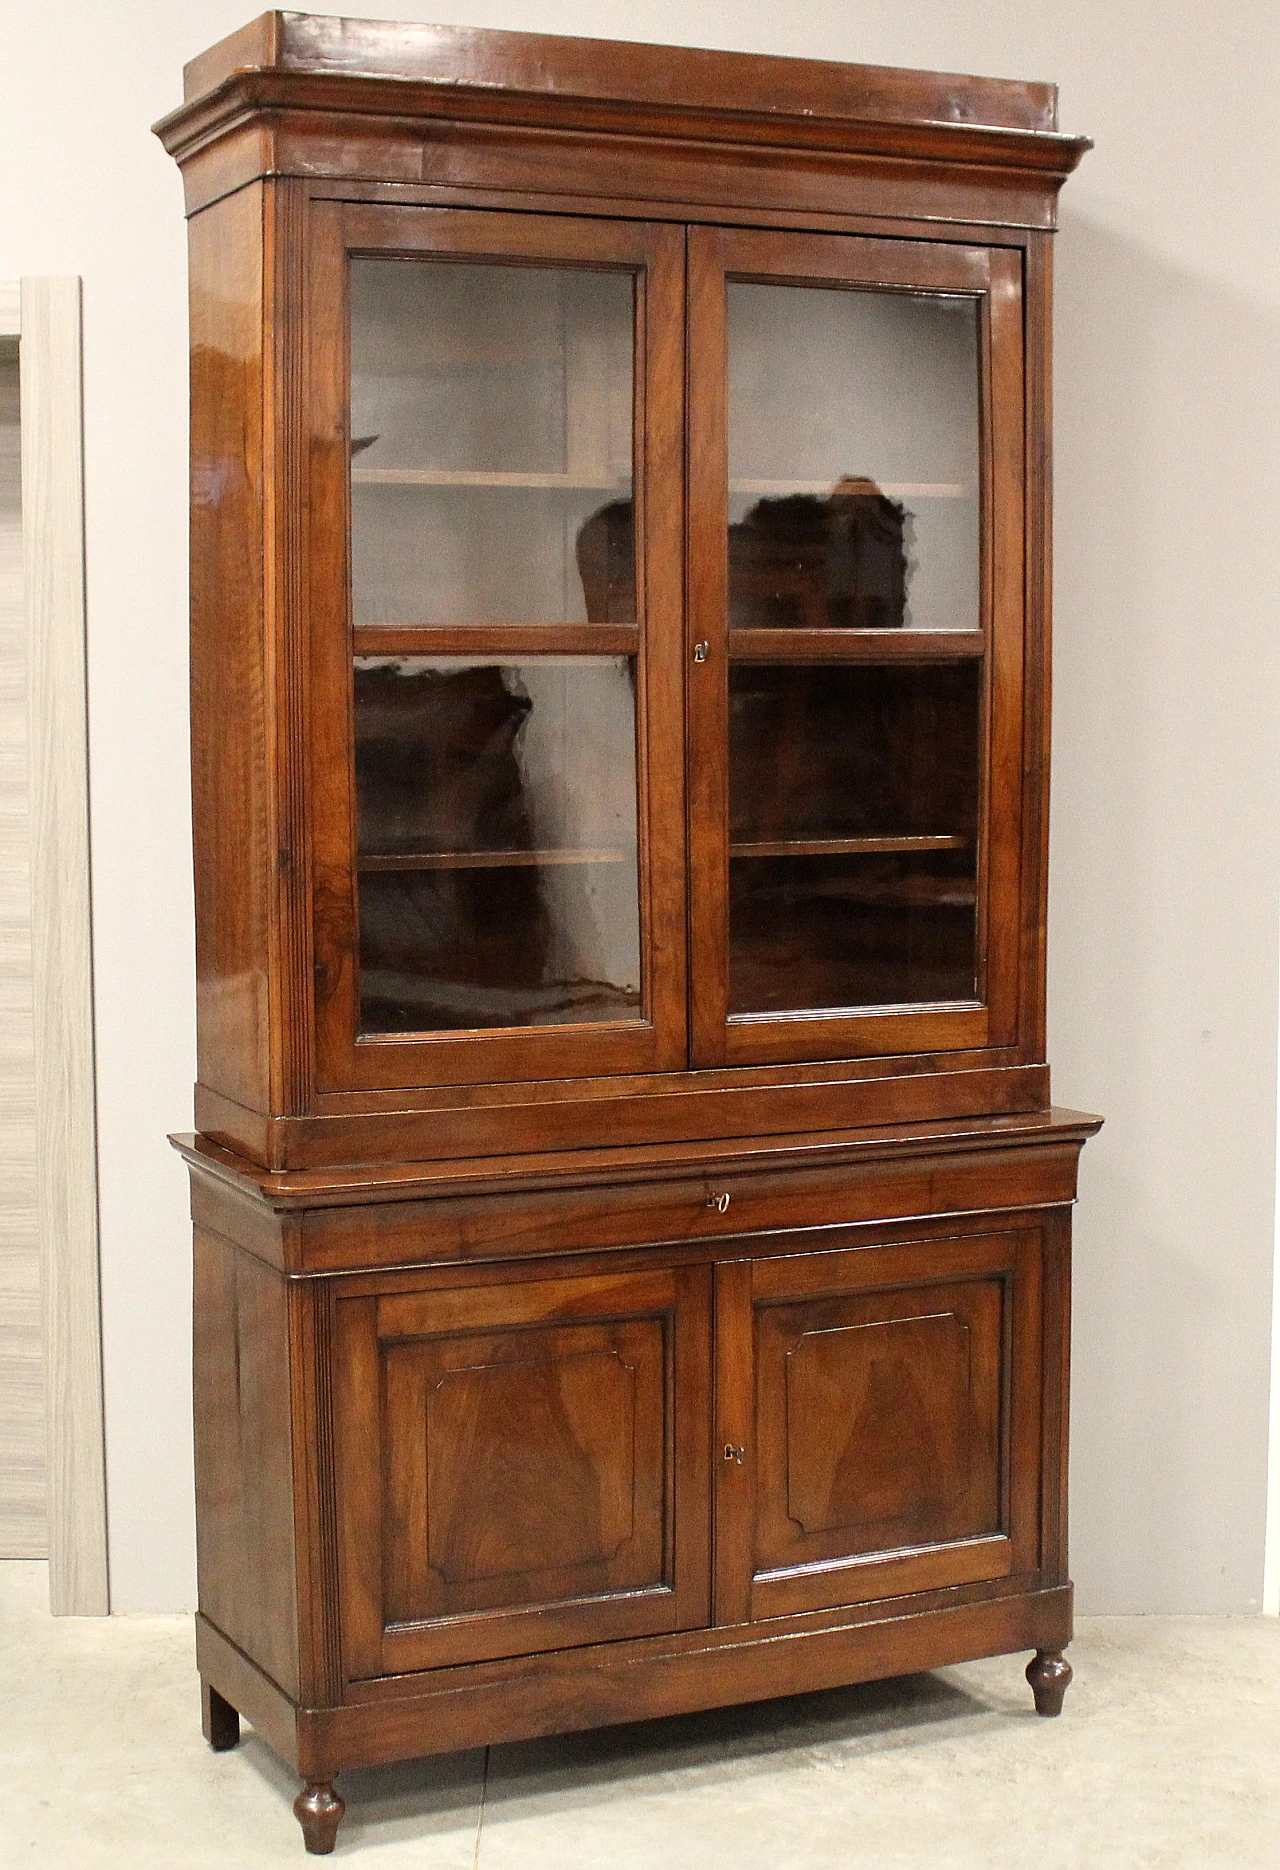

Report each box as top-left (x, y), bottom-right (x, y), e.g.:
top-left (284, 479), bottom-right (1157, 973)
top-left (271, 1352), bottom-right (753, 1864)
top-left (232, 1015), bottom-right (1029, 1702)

top-left (307, 205), bottom-right (687, 1091)
top-left (714, 1230), bottom-right (1043, 1624)
top-left (687, 227), bottom-right (1026, 1068)
top-left (333, 1265), bottom-right (711, 1677)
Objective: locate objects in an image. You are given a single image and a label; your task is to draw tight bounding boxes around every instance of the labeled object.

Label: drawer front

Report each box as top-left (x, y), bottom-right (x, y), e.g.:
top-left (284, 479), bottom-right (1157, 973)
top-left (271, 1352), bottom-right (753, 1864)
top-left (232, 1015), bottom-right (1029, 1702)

top-left (714, 1227), bottom-right (1043, 1624)
top-left (298, 1142), bottom-right (1082, 1274)
top-left (332, 1263), bottom-right (711, 1678)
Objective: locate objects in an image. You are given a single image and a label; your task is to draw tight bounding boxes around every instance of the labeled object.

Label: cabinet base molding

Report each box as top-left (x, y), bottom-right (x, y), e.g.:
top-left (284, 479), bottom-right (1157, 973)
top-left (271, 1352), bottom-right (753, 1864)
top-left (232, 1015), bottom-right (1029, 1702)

top-left (198, 1582), bottom-right (1073, 1780)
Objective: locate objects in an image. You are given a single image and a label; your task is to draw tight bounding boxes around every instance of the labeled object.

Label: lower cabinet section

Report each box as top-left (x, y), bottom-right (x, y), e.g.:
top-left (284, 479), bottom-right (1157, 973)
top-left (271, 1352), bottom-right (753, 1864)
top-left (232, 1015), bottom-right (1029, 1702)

top-left (329, 1222), bottom-right (1054, 1684)
top-left (333, 1265), bottom-right (712, 1674)
top-left (185, 1127), bottom-right (1092, 1856)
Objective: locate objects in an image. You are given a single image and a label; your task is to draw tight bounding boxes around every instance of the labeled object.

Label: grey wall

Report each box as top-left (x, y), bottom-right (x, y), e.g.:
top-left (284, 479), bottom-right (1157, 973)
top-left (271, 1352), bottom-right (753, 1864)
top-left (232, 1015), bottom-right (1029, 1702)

top-left (1, 0), bottom-right (1276, 1611)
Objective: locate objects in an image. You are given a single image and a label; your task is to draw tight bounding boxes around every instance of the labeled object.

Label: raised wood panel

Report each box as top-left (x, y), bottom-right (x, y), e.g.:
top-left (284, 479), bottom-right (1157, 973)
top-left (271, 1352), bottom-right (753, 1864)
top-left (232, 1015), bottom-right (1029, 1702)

top-left (760, 1286), bottom-right (1001, 1561)
top-left (382, 1318), bottom-right (662, 1622)
top-left (715, 1229), bottom-right (1042, 1623)
top-left (334, 1264), bottom-right (711, 1676)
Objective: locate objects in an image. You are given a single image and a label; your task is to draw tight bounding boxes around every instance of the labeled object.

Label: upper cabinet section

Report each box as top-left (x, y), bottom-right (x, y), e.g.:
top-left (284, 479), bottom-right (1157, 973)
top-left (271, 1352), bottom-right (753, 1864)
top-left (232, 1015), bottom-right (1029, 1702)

top-left (163, 19), bottom-right (1088, 1165)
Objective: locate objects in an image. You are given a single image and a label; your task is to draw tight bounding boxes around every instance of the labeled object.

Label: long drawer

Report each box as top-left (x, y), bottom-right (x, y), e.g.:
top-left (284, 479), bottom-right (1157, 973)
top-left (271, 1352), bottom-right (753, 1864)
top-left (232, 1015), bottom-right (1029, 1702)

top-left (189, 1136), bottom-right (1084, 1275)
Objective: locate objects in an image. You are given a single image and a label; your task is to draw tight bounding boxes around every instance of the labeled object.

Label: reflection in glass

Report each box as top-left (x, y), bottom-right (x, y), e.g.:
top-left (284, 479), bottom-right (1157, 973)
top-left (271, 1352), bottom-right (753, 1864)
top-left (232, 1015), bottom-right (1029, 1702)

top-left (729, 479), bottom-right (908, 631)
top-left (727, 283), bottom-right (980, 631)
top-left (349, 259), bottom-right (635, 625)
top-left (354, 657), bottom-right (641, 1032)
top-left (728, 662), bottom-right (981, 1013)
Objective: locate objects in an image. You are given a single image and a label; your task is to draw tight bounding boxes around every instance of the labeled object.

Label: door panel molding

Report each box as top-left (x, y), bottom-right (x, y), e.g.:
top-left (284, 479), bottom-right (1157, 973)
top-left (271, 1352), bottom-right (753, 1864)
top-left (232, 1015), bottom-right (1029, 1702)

top-left (333, 1262), bottom-right (712, 1678)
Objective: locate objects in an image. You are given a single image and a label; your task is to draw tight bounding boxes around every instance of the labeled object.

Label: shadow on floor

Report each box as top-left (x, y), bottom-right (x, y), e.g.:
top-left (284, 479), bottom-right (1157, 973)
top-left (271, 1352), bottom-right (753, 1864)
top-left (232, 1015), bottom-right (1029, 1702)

top-left (234, 1663), bottom-right (1026, 1845)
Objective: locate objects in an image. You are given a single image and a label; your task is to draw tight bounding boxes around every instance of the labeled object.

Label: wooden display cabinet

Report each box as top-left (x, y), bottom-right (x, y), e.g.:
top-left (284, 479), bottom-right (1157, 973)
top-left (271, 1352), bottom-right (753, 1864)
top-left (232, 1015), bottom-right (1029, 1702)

top-left (157, 14), bottom-right (1097, 1854)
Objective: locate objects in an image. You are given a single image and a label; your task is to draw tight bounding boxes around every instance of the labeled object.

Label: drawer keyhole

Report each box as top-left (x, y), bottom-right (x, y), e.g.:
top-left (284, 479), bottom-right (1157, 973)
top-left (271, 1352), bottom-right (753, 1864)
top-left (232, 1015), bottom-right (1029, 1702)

top-left (724, 1444), bottom-right (745, 1465)
top-left (707, 1191), bottom-right (731, 1213)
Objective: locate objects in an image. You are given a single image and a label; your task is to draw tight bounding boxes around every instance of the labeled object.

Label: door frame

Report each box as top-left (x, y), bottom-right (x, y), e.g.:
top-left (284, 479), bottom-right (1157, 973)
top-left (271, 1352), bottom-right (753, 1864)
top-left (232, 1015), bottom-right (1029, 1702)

top-left (685, 226), bottom-right (1025, 1070)
top-left (3, 278), bottom-right (109, 1615)
top-left (303, 203), bottom-right (689, 1093)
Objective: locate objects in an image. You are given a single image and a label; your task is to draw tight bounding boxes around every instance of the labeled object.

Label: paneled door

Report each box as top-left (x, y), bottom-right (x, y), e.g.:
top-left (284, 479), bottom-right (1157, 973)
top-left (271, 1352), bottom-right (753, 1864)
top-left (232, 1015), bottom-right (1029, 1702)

top-left (333, 1264), bottom-right (711, 1677)
top-left (686, 227), bottom-right (1027, 1068)
top-left (307, 205), bottom-right (687, 1092)
top-left (714, 1230), bottom-right (1044, 1624)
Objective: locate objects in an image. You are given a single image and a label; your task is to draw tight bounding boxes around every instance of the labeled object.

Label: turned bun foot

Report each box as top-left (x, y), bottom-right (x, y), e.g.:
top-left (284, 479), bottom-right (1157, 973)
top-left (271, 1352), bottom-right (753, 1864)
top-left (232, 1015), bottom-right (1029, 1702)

top-left (201, 1680), bottom-right (240, 1751)
top-left (1026, 1648), bottom-right (1073, 1716)
top-left (294, 1781), bottom-right (345, 1855)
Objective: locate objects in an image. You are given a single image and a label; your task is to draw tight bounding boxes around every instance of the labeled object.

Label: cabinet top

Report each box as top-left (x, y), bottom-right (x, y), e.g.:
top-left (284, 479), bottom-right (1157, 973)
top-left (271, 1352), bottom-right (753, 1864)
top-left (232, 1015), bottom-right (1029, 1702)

top-left (159, 10), bottom-right (1090, 182)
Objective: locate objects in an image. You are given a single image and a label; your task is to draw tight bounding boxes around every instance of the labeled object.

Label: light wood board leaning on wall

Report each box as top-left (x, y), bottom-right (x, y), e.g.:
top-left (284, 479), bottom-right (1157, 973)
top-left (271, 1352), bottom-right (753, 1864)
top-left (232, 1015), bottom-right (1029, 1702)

top-left (0, 317), bottom-right (43, 1558)
top-left (3, 278), bottom-right (109, 1614)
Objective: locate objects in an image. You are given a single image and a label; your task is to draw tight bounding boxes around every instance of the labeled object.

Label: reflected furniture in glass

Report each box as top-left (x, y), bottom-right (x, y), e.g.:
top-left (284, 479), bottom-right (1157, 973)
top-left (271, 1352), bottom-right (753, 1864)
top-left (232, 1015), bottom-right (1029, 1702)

top-left (158, 18), bottom-right (1096, 1854)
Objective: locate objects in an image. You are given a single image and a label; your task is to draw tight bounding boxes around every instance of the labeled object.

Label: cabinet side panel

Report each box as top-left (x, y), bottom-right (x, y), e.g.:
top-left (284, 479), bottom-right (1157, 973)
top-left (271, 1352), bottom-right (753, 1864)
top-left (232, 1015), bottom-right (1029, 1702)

top-left (1021, 231), bottom-right (1053, 1058)
top-left (189, 185), bottom-right (270, 1116)
top-left (193, 1225), bottom-right (299, 1697)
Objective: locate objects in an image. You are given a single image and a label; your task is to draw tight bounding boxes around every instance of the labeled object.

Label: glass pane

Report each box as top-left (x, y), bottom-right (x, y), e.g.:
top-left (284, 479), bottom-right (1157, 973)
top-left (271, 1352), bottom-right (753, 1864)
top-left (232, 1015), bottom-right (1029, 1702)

top-left (354, 657), bottom-right (641, 1033)
top-left (728, 662), bottom-right (981, 1013)
top-left (727, 283), bottom-right (980, 632)
top-left (350, 259), bottom-right (635, 625)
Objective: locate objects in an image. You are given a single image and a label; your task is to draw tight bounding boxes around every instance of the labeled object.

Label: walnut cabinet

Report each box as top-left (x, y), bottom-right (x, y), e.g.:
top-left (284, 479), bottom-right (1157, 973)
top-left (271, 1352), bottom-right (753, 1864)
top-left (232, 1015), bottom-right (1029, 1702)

top-left (158, 14), bottom-right (1097, 1854)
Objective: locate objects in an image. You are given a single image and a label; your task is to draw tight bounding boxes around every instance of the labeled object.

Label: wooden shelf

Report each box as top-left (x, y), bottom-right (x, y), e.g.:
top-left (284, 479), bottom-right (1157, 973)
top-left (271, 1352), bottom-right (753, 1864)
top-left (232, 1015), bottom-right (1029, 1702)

top-left (359, 849), bottom-right (634, 872)
top-left (729, 478), bottom-right (972, 499)
top-left (730, 628), bottom-right (984, 662)
top-left (351, 470), bottom-right (968, 499)
top-left (351, 467), bottom-right (631, 490)
top-left (364, 837), bottom-right (965, 873)
top-left (353, 624), bottom-right (639, 658)
top-left (730, 835), bottom-right (969, 859)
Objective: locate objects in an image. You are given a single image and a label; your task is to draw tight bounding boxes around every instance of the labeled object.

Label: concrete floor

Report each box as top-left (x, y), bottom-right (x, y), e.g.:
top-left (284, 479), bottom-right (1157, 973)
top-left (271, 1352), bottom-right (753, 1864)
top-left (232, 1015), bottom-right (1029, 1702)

top-left (3, 1562), bottom-right (1279, 1868)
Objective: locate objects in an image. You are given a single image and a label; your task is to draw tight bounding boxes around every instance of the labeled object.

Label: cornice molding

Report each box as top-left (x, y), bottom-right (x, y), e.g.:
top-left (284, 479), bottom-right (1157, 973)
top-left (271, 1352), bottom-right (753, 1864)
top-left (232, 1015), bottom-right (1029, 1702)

top-left (155, 14), bottom-right (1091, 188)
